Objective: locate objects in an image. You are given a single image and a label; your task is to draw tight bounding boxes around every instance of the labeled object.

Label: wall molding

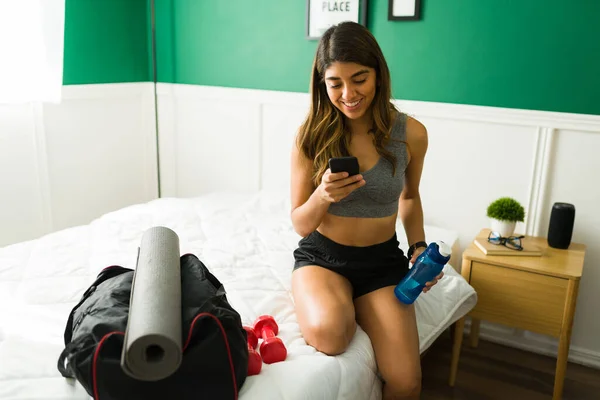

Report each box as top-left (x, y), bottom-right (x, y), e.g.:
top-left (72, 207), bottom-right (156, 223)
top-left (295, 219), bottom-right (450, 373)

top-left (31, 102), bottom-right (53, 235)
top-left (139, 83), bottom-right (160, 201)
top-left (157, 83), bottom-right (600, 132)
top-left (525, 127), bottom-right (556, 237)
top-left (525, 127), bottom-right (542, 236)
top-left (533, 128), bottom-right (556, 237)
top-left (61, 82), bottom-right (152, 100)
top-left (395, 100), bottom-right (600, 133)
top-left (155, 83), bottom-right (178, 197)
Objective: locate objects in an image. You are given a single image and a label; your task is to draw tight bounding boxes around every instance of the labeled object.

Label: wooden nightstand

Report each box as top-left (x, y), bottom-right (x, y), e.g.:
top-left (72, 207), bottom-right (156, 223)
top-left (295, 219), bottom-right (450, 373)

top-left (449, 229), bottom-right (586, 400)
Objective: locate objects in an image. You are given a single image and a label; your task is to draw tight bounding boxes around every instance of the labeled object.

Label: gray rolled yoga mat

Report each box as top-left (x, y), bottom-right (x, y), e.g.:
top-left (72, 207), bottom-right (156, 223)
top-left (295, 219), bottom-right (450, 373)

top-left (121, 226), bottom-right (182, 381)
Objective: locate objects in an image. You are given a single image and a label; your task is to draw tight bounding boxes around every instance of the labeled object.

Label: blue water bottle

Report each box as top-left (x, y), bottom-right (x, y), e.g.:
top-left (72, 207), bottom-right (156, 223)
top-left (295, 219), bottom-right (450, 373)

top-left (394, 241), bottom-right (452, 304)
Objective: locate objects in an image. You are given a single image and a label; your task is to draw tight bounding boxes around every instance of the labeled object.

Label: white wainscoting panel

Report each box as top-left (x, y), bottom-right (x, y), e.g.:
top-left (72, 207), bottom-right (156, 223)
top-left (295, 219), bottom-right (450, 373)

top-left (43, 83), bottom-right (158, 231)
top-left (0, 82), bottom-right (158, 246)
top-left (261, 103), bottom-right (310, 191)
top-left (174, 95), bottom-right (260, 196)
top-left (156, 83), bottom-right (600, 368)
top-left (409, 115), bottom-right (537, 240)
top-left (156, 84), bottom-right (308, 198)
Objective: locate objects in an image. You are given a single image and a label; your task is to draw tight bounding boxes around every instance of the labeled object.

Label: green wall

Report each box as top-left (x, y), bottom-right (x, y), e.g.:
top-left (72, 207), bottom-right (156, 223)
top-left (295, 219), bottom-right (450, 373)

top-left (156, 0), bottom-right (600, 115)
top-left (61, 0), bottom-right (599, 115)
top-left (62, 0), bottom-right (150, 85)
top-left (154, 0), bottom-right (316, 93)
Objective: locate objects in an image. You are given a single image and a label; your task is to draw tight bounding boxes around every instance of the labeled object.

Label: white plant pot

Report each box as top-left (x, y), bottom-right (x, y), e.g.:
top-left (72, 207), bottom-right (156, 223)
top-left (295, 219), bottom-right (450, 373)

top-left (490, 218), bottom-right (516, 238)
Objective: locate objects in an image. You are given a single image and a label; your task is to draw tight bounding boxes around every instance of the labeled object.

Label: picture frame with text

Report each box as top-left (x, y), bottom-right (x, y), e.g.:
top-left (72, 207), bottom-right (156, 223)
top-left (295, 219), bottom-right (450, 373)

top-left (306, 0), bottom-right (369, 40)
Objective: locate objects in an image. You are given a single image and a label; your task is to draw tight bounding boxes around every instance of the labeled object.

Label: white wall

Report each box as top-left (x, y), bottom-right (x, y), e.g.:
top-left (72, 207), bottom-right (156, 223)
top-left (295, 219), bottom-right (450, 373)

top-left (0, 83), bottom-right (158, 247)
top-left (156, 83), bottom-right (600, 368)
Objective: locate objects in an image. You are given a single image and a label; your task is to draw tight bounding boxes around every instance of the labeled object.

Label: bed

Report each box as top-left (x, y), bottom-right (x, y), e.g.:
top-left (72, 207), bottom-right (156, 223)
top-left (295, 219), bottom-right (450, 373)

top-left (0, 190), bottom-right (477, 399)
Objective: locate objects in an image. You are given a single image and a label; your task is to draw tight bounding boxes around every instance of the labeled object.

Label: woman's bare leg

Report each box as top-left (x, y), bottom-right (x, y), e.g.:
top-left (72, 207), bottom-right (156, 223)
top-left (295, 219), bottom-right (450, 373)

top-left (291, 266), bottom-right (356, 355)
top-left (354, 286), bottom-right (421, 400)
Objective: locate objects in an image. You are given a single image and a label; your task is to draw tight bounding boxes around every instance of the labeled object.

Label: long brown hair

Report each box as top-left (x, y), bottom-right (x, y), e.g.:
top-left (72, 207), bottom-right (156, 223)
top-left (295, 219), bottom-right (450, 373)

top-left (296, 21), bottom-right (398, 187)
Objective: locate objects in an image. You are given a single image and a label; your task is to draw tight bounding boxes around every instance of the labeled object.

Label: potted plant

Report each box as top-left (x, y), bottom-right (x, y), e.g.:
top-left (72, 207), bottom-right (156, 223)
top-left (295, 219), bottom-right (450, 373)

top-left (486, 197), bottom-right (526, 237)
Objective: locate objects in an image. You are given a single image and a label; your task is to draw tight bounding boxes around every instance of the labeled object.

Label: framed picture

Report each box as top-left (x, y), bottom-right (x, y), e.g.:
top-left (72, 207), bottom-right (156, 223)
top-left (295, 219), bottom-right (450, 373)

top-left (306, 0), bottom-right (368, 40)
top-left (388, 0), bottom-right (421, 21)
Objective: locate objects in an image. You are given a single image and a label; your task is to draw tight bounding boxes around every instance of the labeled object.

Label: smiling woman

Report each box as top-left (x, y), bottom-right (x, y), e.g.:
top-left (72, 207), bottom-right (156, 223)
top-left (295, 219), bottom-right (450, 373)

top-left (297, 21), bottom-right (396, 189)
top-left (289, 21), bottom-right (442, 400)
top-left (324, 66), bottom-right (375, 116)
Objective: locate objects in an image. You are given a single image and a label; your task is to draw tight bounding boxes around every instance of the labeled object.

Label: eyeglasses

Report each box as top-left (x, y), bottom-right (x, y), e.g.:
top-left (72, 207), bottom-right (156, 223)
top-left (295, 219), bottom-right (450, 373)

top-left (487, 231), bottom-right (524, 251)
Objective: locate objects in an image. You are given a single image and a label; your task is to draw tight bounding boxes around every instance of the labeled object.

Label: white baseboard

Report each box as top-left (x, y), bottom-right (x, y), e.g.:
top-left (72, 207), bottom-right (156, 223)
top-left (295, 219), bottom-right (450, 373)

top-left (464, 319), bottom-right (600, 370)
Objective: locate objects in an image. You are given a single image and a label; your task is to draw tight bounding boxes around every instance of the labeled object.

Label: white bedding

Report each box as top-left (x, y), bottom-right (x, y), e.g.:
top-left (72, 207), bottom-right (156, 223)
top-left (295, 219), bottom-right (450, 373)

top-left (0, 191), bottom-right (477, 400)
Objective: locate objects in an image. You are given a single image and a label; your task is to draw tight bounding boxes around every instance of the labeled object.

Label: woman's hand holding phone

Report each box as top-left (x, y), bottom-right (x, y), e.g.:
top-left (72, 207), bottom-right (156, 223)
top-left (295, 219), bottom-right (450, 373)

top-left (318, 169), bottom-right (366, 203)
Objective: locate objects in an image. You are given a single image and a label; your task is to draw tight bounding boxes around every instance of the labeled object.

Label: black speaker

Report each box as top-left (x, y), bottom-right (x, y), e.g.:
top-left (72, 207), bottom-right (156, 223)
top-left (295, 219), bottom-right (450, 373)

top-left (547, 202), bottom-right (575, 249)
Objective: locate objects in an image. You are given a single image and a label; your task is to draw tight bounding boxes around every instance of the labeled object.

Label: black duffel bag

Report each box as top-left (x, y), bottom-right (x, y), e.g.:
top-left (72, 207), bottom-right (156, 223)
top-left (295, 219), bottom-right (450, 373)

top-left (57, 253), bottom-right (248, 400)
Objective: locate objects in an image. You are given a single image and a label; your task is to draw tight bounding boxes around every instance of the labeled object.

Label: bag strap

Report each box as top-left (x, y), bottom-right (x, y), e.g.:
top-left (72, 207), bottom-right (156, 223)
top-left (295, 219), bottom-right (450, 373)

top-left (184, 312), bottom-right (239, 400)
top-left (57, 340), bottom-right (80, 378)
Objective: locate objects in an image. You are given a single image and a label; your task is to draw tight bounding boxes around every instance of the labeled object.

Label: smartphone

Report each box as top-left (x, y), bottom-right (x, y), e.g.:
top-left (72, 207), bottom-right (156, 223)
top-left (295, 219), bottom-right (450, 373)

top-left (328, 156), bottom-right (360, 177)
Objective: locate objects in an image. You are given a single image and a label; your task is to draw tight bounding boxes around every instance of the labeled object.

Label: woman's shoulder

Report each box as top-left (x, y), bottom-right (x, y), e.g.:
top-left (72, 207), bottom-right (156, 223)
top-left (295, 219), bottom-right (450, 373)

top-left (402, 114), bottom-right (428, 161)
top-left (391, 108), bottom-right (426, 141)
top-left (405, 115), bottom-right (427, 144)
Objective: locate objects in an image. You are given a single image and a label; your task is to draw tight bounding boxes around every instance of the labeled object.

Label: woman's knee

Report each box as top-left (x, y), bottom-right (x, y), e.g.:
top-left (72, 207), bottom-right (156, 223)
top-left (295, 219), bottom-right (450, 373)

top-left (302, 315), bottom-right (356, 356)
top-left (383, 371), bottom-right (422, 399)
top-left (291, 266), bottom-right (356, 356)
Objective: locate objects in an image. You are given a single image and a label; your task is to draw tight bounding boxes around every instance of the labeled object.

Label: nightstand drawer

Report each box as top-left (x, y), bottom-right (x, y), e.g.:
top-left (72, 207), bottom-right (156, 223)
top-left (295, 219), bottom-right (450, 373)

top-left (469, 261), bottom-right (568, 337)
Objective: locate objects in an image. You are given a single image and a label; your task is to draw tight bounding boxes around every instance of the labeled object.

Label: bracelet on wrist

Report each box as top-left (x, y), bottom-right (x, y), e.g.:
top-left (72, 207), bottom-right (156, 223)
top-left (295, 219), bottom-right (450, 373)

top-left (407, 241), bottom-right (427, 259)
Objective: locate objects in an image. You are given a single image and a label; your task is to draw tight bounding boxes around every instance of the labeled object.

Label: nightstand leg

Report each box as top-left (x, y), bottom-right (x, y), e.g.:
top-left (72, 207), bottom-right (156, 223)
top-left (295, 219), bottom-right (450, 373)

top-left (470, 318), bottom-right (480, 348)
top-left (449, 316), bottom-right (465, 386)
top-left (553, 279), bottom-right (579, 400)
top-left (554, 336), bottom-right (569, 400)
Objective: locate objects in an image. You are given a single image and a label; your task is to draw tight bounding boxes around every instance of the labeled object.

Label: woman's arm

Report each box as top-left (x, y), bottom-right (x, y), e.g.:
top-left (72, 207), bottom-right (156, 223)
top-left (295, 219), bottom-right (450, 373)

top-left (398, 117), bottom-right (428, 260)
top-left (290, 142), bottom-right (331, 237)
top-left (289, 136), bottom-right (366, 237)
top-left (399, 117), bottom-right (443, 291)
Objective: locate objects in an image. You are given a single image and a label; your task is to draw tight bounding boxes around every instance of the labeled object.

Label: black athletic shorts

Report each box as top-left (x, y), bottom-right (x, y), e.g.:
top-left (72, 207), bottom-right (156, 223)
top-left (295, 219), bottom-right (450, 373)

top-left (292, 230), bottom-right (410, 299)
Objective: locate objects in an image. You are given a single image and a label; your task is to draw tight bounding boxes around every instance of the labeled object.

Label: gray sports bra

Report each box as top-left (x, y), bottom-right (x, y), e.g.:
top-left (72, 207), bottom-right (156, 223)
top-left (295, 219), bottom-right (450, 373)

top-left (327, 112), bottom-right (409, 218)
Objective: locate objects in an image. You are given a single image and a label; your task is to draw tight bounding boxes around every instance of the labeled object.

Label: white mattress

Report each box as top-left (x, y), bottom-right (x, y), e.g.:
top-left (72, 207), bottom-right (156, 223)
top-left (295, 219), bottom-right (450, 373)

top-left (0, 191), bottom-right (477, 400)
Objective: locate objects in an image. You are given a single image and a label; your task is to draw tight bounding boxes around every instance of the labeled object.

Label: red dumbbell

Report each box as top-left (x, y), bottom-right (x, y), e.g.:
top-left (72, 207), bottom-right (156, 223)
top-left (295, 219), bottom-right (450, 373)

top-left (253, 315), bottom-right (287, 364)
top-left (243, 326), bottom-right (262, 375)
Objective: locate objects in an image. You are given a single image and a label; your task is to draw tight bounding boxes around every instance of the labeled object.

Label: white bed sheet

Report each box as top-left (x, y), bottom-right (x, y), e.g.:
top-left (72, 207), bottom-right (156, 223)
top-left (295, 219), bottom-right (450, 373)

top-left (0, 191), bottom-right (477, 400)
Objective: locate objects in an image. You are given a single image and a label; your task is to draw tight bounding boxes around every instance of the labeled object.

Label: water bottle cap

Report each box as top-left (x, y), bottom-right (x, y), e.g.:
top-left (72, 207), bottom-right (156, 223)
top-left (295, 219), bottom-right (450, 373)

top-left (436, 241), bottom-right (452, 257)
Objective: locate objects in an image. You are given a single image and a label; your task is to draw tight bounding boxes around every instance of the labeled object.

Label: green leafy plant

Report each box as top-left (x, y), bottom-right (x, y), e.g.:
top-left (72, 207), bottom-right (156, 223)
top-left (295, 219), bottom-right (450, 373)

top-left (486, 197), bottom-right (525, 222)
